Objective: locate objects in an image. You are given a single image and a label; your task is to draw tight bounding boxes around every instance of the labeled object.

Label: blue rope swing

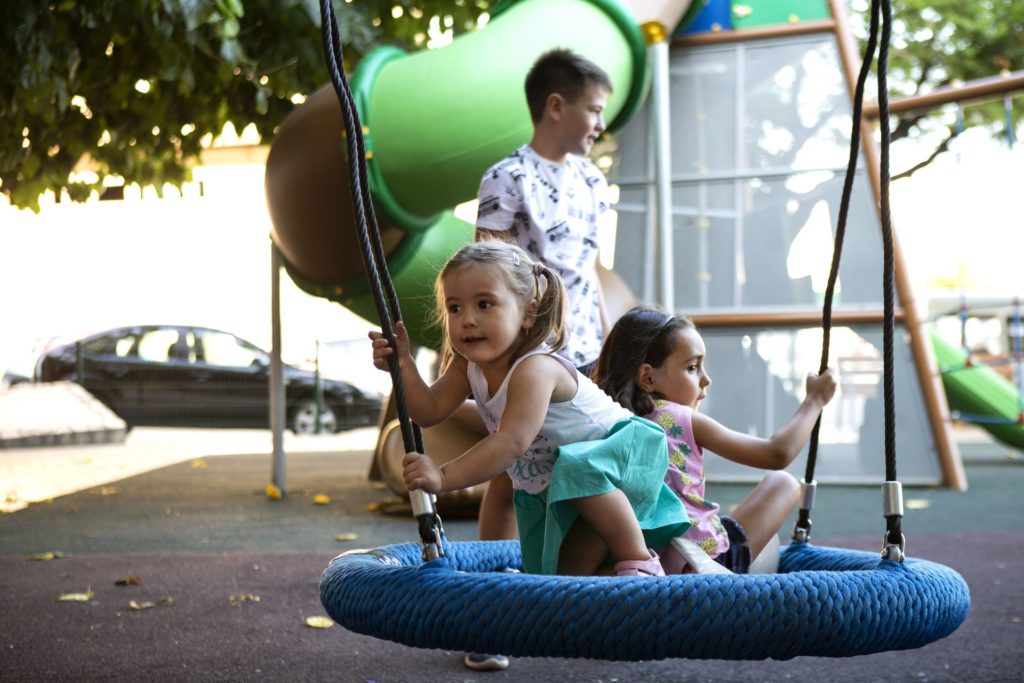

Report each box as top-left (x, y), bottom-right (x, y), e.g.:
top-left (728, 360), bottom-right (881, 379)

top-left (320, 541), bottom-right (969, 660)
top-left (316, 0), bottom-right (970, 660)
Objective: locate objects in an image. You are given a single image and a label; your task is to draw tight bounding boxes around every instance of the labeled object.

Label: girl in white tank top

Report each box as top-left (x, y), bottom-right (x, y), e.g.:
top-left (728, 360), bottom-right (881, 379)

top-left (370, 241), bottom-right (689, 577)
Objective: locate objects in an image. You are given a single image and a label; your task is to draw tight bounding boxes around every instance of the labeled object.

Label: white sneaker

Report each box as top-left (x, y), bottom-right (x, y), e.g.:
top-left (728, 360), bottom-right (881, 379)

top-left (749, 534), bottom-right (781, 574)
top-left (463, 653), bottom-right (510, 671)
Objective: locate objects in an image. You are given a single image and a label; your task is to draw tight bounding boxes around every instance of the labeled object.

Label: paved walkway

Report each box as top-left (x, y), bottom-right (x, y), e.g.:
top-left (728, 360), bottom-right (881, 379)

top-left (1, 438), bottom-right (1021, 682)
top-left (0, 424), bottom-right (378, 513)
top-left (1, 408), bottom-right (1022, 681)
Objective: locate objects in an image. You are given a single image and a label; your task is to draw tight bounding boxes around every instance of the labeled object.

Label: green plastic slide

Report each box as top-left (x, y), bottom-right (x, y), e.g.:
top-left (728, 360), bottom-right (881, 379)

top-left (930, 328), bottom-right (1024, 450)
top-left (265, 0), bottom-right (649, 349)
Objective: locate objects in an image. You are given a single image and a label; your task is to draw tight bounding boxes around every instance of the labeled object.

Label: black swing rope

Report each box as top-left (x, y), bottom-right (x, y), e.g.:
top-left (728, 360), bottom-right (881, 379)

top-left (795, 0), bottom-right (904, 560)
top-left (318, 0), bottom-right (444, 561)
top-left (314, 2), bottom-right (970, 660)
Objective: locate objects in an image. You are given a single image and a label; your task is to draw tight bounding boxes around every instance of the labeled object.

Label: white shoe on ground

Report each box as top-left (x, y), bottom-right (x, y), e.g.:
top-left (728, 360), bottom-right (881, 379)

top-left (463, 652), bottom-right (510, 671)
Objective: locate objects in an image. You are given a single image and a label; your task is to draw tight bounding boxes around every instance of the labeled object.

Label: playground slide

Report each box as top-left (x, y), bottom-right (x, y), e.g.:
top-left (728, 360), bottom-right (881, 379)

top-left (930, 329), bottom-right (1024, 450)
top-left (264, 0), bottom-right (659, 349)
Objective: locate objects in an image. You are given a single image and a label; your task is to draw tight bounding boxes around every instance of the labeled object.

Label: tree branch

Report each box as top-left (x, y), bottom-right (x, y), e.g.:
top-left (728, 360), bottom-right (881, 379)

top-left (892, 129), bottom-right (957, 180)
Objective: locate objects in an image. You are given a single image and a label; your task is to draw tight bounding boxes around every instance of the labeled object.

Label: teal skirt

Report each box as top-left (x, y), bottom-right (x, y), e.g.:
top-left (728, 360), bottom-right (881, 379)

top-left (512, 416), bottom-right (691, 575)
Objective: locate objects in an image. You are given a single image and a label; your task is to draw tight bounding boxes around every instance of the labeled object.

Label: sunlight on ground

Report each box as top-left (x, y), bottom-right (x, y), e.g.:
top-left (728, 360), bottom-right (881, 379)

top-left (0, 427), bottom-right (378, 513)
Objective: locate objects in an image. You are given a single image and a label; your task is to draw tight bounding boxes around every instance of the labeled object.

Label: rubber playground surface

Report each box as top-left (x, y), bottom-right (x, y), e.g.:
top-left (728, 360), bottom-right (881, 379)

top-left (1, 427), bottom-right (1022, 682)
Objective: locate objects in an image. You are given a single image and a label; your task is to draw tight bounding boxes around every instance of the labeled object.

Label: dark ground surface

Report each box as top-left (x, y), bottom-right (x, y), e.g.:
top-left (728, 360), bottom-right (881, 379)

top-left (1, 436), bottom-right (1022, 682)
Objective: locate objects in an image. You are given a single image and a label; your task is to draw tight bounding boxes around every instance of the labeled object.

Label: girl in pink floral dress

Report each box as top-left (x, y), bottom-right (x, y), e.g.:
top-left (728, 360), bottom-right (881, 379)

top-left (594, 306), bottom-right (837, 573)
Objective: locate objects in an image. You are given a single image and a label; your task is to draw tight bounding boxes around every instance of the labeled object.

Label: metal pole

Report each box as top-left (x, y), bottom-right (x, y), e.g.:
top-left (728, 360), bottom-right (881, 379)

top-left (270, 242), bottom-right (286, 492)
top-left (652, 39), bottom-right (675, 313)
top-left (314, 339), bottom-right (323, 434)
top-left (642, 86), bottom-right (658, 303)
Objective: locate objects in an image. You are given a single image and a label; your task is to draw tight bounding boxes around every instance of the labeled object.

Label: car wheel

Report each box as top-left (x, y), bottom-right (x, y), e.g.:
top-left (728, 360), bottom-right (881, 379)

top-left (290, 400), bottom-right (339, 434)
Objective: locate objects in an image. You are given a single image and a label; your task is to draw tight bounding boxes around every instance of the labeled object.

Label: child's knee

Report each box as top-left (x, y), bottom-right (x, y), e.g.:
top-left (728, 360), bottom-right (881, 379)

top-left (763, 470), bottom-right (800, 500)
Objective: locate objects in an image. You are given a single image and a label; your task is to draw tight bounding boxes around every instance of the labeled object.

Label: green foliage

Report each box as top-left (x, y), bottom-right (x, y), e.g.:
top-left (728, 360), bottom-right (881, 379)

top-left (3, 1), bottom-right (1019, 208)
top-left (0, 0), bottom-right (490, 211)
top-left (849, 0), bottom-right (1024, 175)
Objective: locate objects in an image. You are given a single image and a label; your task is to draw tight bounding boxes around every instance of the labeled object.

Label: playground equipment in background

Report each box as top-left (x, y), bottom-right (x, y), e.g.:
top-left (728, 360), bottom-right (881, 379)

top-left (930, 296), bottom-right (1024, 450)
top-left (264, 0), bottom-right (649, 351)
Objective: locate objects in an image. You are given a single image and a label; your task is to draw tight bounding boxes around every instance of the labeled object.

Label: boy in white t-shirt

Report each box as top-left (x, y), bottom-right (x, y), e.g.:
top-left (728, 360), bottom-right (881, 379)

top-left (463, 48), bottom-right (615, 672)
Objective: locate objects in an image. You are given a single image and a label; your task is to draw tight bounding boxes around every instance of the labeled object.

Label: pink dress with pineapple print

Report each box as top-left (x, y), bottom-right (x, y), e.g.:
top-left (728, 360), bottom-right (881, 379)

top-left (646, 399), bottom-right (730, 558)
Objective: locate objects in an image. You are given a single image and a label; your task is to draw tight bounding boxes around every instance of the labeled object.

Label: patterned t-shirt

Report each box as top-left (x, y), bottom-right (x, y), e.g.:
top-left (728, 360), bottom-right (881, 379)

top-left (646, 399), bottom-right (730, 558)
top-left (476, 144), bottom-right (609, 367)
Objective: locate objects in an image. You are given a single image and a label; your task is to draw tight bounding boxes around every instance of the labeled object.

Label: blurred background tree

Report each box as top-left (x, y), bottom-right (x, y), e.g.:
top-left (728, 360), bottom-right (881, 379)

top-left (1, 0), bottom-right (1020, 210)
top-left (848, 0), bottom-right (1024, 178)
top-left (0, 0), bottom-right (490, 211)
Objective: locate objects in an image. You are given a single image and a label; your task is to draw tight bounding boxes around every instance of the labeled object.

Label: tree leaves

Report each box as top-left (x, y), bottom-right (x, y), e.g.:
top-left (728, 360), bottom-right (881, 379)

top-left (0, 1), bottom-right (492, 211)
top-left (851, 0), bottom-right (1024, 175)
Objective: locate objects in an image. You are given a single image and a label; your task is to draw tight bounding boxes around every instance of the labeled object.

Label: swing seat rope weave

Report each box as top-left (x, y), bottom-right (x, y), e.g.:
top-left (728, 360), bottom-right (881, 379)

top-left (315, 0), bottom-right (970, 660)
top-left (319, 540), bottom-right (969, 660)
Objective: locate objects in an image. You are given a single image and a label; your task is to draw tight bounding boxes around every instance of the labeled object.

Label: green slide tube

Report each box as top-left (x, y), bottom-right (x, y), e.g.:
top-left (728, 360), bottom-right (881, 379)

top-left (279, 211), bottom-right (475, 351)
top-left (930, 328), bottom-right (1024, 450)
top-left (267, 0), bottom-right (649, 351)
top-left (354, 0), bottom-right (648, 228)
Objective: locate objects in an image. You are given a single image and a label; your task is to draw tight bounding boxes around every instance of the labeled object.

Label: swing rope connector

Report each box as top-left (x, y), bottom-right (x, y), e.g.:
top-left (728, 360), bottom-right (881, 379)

top-left (791, 480), bottom-right (817, 543)
top-left (410, 489), bottom-right (445, 561)
top-left (880, 481), bottom-right (905, 562)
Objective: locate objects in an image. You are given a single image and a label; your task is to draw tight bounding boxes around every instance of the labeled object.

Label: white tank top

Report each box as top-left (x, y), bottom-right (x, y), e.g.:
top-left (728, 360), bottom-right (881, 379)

top-left (467, 346), bottom-right (632, 493)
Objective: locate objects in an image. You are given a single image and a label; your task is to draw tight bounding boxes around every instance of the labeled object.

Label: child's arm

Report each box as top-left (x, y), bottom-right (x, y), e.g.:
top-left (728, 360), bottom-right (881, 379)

top-left (691, 368), bottom-right (838, 470)
top-left (369, 321), bottom-right (470, 427)
top-left (403, 354), bottom-right (568, 493)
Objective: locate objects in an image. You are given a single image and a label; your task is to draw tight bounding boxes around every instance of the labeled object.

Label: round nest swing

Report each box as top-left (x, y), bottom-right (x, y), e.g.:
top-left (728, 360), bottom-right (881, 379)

top-left (320, 539), bottom-right (968, 660)
top-left (311, 0), bottom-right (970, 662)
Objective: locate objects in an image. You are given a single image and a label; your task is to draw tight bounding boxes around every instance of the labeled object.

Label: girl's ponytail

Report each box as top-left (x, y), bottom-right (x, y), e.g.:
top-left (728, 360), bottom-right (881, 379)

top-left (522, 261), bottom-right (567, 356)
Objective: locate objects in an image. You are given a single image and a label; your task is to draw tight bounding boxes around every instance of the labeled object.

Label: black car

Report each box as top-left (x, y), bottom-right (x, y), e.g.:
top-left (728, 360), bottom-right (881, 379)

top-left (34, 325), bottom-right (382, 434)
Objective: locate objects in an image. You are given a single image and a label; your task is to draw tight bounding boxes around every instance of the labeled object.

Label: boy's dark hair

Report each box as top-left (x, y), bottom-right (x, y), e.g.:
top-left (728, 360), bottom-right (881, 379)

top-left (593, 306), bottom-right (696, 416)
top-left (525, 48), bottom-right (613, 123)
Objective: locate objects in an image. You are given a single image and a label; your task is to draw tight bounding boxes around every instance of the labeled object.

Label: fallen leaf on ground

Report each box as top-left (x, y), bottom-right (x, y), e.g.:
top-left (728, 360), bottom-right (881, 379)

top-left (58, 588), bottom-right (94, 602)
top-left (130, 597), bottom-right (174, 610)
top-left (191, 459), bottom-right (209, 469)
top-left (97, 487), bottom-right (119, 496)
top-left (229, 593), bottom-right (261, 606)
top-left (265, 483), bottom-right (282, 500)
top-left (335, 532), bottom-right (358, 542)
top-left (27, 551), bottom-right (64, 561)
top-left (305, 616), bottom-right (334, 629)
top-left (313, 493), bottom-right (331, 505)
top-left (115, 575), bottom-right (142, 586)
top-left (367, 496), bottom-right (405, 513)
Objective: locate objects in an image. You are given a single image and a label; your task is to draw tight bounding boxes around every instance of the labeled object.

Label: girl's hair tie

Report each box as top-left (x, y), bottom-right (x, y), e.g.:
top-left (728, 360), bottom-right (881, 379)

top-left (533, 262), bottom-right (545, 277)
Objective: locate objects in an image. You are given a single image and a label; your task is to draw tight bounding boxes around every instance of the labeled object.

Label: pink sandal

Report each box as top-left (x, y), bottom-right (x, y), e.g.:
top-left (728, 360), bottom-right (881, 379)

top-left (614, 550), bottom-right (665, 577)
